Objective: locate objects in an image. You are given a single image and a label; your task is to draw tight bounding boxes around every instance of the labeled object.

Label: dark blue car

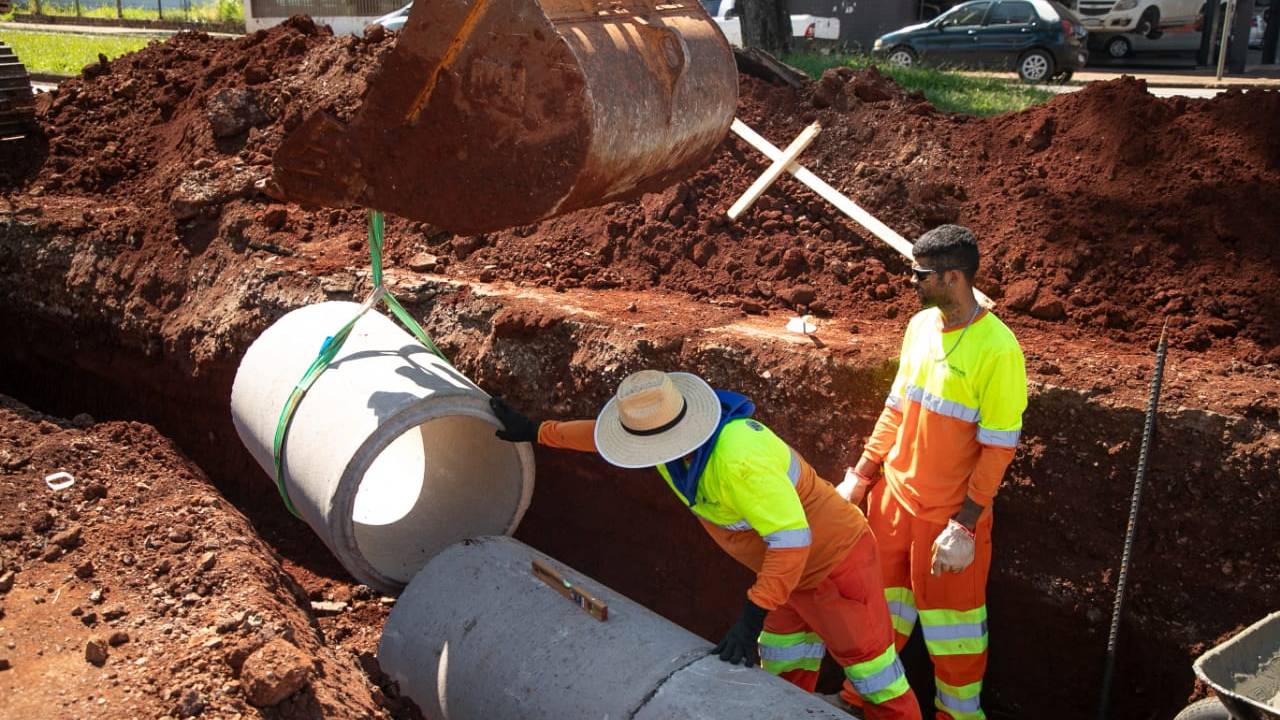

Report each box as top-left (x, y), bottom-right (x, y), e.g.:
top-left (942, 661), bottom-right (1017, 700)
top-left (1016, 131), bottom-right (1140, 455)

top-left (872, 0), bottom-right (1088, 82)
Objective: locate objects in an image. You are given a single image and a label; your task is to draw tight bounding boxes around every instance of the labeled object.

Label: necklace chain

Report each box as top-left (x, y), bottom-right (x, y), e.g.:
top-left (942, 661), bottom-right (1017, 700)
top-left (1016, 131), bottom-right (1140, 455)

top-left (937, 305), bottom-right (982, 364)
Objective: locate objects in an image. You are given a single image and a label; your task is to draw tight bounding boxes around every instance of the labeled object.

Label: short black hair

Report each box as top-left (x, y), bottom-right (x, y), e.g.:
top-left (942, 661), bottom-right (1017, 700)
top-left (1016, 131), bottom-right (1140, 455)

top-left (913, 225), bottom-right (979, 282)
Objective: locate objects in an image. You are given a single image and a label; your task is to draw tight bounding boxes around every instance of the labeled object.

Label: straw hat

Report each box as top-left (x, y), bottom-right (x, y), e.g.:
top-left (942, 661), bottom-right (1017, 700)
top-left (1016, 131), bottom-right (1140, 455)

top-left (594, 370), bottom-right (722, 469)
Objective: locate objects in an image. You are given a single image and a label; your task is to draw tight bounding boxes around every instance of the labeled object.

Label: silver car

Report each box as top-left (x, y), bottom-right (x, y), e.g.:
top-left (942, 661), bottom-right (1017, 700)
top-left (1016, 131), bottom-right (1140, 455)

top-left (373, 2), bottom-right (412, 31)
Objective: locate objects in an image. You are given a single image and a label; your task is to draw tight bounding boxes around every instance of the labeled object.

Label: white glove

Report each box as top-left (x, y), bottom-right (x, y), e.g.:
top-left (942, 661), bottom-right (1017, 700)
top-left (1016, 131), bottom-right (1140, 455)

top-left (931, 520), bottom-right (976, 576)
top-left (835, 467), bottom-right (873, 505)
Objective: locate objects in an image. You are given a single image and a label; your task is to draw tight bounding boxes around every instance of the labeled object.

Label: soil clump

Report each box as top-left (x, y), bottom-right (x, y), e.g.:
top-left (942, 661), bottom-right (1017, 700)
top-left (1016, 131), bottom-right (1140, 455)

top-left (0, 19), bottom-right (1278, 720)
top-left (4, 27), bottom-right (1279, 363)
top-left (0, 395), bottom-right (415, 719)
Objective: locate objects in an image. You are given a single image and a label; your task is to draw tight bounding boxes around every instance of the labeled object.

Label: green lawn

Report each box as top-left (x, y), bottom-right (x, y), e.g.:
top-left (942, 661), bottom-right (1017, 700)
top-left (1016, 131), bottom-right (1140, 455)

top-left (2, 0), bottom-right (241, 22)
top-left (0, 29), bottom-right (154, 75)
top-left (784, 52), bottom-right (1054, 116)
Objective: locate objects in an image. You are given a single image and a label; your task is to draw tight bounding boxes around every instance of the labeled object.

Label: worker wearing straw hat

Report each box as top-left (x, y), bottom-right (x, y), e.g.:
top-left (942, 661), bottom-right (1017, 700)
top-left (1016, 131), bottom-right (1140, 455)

top-left (490, 370), bottom-right (921, 720)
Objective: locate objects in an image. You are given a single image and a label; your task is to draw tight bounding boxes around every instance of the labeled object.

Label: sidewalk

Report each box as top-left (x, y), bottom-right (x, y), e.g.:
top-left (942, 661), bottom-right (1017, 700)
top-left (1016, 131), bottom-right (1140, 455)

top-left (0, 20), bottom-right (242, 38)
top-left (963, 64), bottom-right (1280, 88)
top-left (1071, 65), bottom-right (1280, 88)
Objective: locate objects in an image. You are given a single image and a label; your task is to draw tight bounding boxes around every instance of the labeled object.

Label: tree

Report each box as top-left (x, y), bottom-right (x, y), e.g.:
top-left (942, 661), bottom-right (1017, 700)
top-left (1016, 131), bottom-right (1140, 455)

top-left (740, 0), bottom-right (791, 56)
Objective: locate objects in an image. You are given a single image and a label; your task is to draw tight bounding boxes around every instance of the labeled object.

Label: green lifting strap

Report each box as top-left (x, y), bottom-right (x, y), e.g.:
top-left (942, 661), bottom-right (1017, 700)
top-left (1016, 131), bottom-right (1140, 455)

top-left (269, 210), bottom-right (451, 518)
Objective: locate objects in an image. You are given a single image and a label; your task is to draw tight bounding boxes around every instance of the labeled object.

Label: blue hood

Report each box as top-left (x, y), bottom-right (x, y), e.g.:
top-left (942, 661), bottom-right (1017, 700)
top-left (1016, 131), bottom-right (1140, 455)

top-left (662, 389), bottom-right (754, 508)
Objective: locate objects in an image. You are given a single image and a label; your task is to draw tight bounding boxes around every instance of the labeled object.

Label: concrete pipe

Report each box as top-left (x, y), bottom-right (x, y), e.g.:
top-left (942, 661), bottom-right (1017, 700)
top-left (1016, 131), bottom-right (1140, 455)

top-left (379, 536), bottom-right (851, 720)
top-left (230, 302), bottom-right (534, 594)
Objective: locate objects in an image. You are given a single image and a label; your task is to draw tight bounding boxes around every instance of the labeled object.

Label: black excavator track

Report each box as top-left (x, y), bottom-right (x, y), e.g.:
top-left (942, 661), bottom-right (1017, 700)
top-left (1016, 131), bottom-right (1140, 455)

top-left (0, 40), bottom-right (37, 141)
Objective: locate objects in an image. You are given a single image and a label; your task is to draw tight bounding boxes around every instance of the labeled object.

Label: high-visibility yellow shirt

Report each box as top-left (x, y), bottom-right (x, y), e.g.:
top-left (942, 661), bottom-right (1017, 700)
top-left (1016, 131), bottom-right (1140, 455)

top-left (538, 417), bottom-right (867, 610)
top-left (861, 307), bottom-right (1027, 523)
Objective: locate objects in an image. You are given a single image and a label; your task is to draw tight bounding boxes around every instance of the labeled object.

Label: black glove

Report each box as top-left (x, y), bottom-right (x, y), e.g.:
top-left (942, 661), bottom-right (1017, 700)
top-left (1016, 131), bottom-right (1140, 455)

top-left (713, 599), bottom-right (768, 666)
top-left (489, 396), bottom-right (539, 443)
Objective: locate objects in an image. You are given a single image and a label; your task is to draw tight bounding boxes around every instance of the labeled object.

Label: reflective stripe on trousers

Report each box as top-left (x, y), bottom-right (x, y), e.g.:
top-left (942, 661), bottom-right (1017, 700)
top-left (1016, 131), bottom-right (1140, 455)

top-left (758, 630), bottom-right (825, 674)
top-left (935, 677), bottom-right (985, 720)
top-left (844, 644), bottom-right (912, 705)
top-left (919, 606), bottom-right (988, 657)
top-left (884, 586), bottom-right (918, 638)
top-left (920, 605), bottom-right (988, 720)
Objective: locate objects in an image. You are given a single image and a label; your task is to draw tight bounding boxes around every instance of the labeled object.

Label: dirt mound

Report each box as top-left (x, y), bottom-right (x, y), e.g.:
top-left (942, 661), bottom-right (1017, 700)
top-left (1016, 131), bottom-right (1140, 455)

top-left (1, 25), bottom-right (1278, 720)
top-left (970, 78), bottom-right (1280, 357)
top-left (25, 17), bottom-right (389, 215)
top-left (427, 71), bottom-right (1280, 361)
top-left (0, 395), bottom-right (407, 719)
top-left (7, 26), bottom-right (1279, 361)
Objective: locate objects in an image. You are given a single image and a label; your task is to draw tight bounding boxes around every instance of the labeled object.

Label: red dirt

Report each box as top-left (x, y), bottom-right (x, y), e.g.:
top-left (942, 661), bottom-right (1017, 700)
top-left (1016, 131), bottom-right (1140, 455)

top-left (0, 19), bottom-right (1278, 720)
top-left (6, 29), bottom-right (1279, 363)
top-left (0, 395), bottom-right (417, 719)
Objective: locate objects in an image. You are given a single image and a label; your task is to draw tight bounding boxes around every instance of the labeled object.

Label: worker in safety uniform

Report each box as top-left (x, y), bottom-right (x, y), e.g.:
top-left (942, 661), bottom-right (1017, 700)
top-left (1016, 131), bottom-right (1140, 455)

top-left (836, 225), bottom-right (1027, 720)
top-left (491, 370), bottom-right (921, 720)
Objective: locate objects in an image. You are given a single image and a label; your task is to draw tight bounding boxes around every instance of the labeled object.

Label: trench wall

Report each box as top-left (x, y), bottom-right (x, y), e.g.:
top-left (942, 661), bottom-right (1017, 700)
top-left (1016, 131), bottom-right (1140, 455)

top-left (1, 216), bottom-right (1277, 719)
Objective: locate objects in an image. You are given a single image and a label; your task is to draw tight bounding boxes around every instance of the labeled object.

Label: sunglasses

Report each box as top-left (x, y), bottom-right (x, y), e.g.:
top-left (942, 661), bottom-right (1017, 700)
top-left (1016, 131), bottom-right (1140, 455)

top-left (910, 266), bottom-right (947, 281)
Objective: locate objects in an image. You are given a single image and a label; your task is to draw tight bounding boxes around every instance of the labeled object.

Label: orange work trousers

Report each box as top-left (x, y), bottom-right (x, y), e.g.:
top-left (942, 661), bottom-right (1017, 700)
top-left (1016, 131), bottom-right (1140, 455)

top-left (868, 482), bottom-right (994, 720)
top-left (758, 531), bottom-right (922, 720)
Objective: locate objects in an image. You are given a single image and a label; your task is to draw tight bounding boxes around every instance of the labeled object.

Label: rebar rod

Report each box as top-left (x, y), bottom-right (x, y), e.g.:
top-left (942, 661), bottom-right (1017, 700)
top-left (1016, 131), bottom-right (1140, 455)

top-left (1097, 322), bottom-right (1169, 720)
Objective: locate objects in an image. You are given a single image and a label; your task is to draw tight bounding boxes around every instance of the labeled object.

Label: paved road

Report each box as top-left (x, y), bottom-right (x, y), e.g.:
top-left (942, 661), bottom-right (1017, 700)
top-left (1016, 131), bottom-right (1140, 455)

top-left (1036, 84), bottom-right (1235, 98)
top-left (964, 66), bottom-right (1280, 89)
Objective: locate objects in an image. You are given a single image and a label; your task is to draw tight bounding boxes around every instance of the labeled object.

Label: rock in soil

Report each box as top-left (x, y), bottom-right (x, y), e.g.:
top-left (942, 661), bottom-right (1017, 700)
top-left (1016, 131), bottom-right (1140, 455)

top-left (0, 396), bottom-right (392, 719)
top-left (84, 637), bottom-right (108, 666)
top-left (240, 638), bottom-right (312, 706)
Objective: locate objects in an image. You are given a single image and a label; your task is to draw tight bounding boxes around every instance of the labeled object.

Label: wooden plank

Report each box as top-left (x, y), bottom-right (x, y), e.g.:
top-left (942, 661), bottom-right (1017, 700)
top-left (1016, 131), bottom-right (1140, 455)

top-left (728, 122), bottom-right (821, 221)
top-left (730, 118), bottom-right (994, 307)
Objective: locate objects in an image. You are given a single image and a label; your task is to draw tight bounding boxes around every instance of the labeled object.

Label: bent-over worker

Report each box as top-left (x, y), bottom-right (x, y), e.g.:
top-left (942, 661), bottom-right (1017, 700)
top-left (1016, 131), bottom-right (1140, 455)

top-left (491, 370), bottom-right (921, 720)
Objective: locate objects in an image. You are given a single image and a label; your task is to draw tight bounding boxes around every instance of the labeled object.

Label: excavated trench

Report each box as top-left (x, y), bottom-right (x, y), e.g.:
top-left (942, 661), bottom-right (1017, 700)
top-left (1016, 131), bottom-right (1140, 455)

top-left (2, 20), bottom-right (1279, 718)
top-left (1, 248), bottom-right (1277, 719)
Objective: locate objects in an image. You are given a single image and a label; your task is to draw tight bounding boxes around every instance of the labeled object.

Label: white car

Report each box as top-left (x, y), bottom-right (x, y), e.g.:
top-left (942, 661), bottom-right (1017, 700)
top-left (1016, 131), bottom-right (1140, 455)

top-left (375, 0), bottom-right (838, 43)
top-left (1250, 4), bottom-right (1269, 48)
top-left (699, 0), bottom-right (840, 46)
top-left (1073, 0), bottom-right (1200, 39)
top-left (373, 2), bottom-right (411, 31)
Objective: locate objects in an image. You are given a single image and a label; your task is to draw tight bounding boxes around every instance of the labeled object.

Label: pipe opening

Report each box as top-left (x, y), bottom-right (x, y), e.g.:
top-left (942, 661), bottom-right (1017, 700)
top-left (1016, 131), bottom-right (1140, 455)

top-left (351, 413), bottom-right (527, 585)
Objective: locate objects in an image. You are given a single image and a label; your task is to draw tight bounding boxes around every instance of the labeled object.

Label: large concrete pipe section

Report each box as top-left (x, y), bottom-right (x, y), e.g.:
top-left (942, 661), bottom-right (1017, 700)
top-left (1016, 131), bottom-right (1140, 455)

top-left (379, 536), bottom-right (851, 719)
top-left (230, 302), bottom-right (535, 594)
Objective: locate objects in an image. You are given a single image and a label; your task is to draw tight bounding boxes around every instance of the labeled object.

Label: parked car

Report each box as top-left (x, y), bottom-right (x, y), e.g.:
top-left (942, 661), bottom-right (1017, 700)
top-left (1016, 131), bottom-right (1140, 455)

top-left (698, 0), bottom-right (840, 46)
top-left (872, 0), bottom-right (1088, 82)
top-left (1250, 2), bottom-right (1270, 48)
top-left (373, 2), bottom-right (411, 31)
top-left (1197, 0), bottom-right (1271, 54)
top-left (374, 0), bottom-right (839, 45)
top-left (1074, 0), bottom-right (1200, 44)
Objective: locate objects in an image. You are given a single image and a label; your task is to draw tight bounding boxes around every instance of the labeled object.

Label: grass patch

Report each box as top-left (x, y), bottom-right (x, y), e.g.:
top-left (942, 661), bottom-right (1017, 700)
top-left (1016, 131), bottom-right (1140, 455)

top-left (783, 52), bottom-right (1054, 116)
top-left (4, 0), bottom-right (242, 22)
top-left (0, 28), bottom-right (154, 75)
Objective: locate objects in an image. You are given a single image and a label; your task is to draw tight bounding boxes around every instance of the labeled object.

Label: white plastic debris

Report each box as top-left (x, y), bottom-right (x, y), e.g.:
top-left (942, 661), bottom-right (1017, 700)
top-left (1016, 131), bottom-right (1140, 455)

top-left (45, 472), bottom-right (76, 491)
top-left (785, 315), bottom-right (817, 335)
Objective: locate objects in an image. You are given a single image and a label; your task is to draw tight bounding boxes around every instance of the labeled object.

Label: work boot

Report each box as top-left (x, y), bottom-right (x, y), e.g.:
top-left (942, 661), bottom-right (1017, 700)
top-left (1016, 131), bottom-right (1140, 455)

top-left (818, 692), bottom-right (866, 718)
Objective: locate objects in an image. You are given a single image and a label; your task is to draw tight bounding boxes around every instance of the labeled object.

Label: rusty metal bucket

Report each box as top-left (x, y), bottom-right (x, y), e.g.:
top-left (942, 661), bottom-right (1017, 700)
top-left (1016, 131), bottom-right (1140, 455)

top-left (272, 0), bottom-right (737, 234)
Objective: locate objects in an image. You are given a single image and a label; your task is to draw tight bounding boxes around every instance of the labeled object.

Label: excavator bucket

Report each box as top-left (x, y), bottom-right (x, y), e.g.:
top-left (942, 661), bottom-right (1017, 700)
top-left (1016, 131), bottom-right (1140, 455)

top-left (271, 0), bottom-right (738, 234)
